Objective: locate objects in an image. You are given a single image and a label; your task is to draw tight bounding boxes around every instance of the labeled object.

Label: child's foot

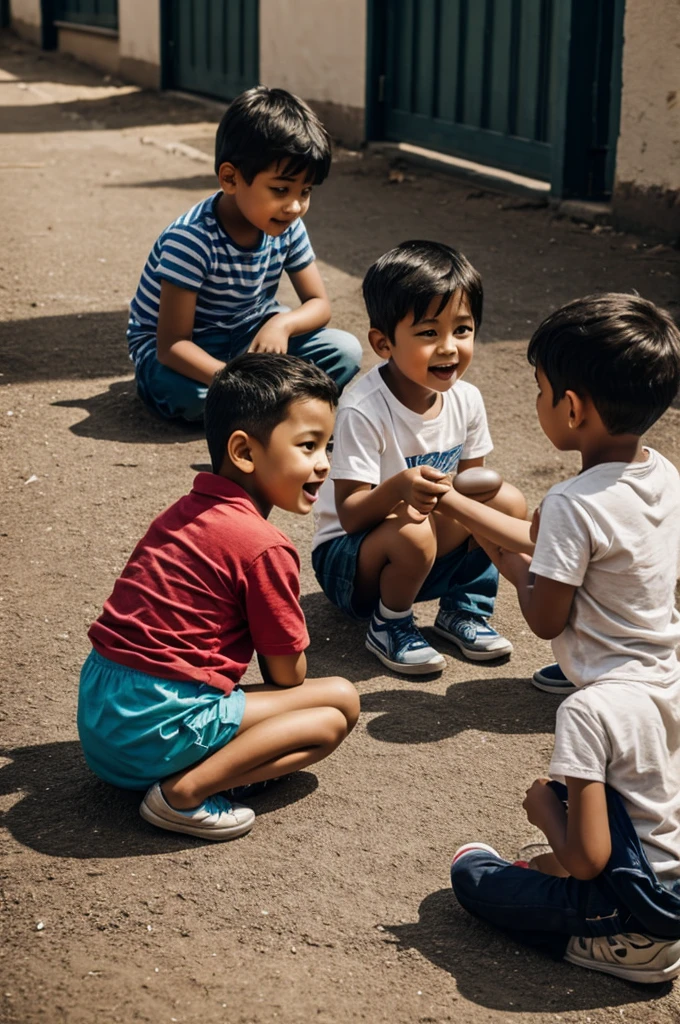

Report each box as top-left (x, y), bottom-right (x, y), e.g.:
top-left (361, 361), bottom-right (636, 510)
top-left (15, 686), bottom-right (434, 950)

top-left (531, 663), bottom-right (577, 694)
top-left (564, 933), bottom-right (680, 983)
top-left (140, 782), bottom-right (255, 841)
top-left (451, 842), bottom-right (502, 867)
top-left (433, 610), bottom-right (513, 661)
top-left (366, 609), bottom-right (445, 675)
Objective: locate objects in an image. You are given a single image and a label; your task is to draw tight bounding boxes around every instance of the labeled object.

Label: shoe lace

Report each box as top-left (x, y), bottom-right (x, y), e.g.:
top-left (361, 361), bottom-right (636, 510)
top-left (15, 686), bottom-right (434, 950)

top-left (389, 615), bottom-right (427, 651)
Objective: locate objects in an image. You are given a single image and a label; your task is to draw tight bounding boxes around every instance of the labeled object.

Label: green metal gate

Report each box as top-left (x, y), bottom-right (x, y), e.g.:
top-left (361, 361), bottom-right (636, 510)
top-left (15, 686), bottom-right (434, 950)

top-left (163, 0), bottom-right (259, 102)
top-left (368, 0), bottom-right (624, 197)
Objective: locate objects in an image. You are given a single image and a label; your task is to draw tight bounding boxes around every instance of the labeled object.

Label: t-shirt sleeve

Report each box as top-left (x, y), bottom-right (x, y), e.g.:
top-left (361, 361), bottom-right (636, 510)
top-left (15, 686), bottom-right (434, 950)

top-left (460, 387), bottom-right (493, 460)
top-left (329, 407), bottom-right (384, 486)
top-left (530, 492), bottom-right (595, 586)
top-left (244, 545), bottom-right (309, 656)
top-left (549, 696), bottom-right (610, 783)
top-left (284, 220), bottom-right (315, 273)
top-left (156, 227), bottom-right (210, 292)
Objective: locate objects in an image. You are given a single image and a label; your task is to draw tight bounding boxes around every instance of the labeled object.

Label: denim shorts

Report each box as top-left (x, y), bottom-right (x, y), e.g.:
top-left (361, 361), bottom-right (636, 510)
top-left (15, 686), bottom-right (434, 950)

top-left (312, 530), bottom-right (483, 621)
top-left (77, 649), bottom-right (246, 790)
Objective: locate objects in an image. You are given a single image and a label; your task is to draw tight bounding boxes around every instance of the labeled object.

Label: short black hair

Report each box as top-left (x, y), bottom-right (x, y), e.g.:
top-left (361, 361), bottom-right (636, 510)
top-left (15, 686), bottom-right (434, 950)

top-left (205, 353), bottom-right (339, 472)
top-left (527, 293), bottom-right (680, 435)
top-left (362, 240), bottom-right (483, 341)
top-left (214, 86), bottom-right (331, 185)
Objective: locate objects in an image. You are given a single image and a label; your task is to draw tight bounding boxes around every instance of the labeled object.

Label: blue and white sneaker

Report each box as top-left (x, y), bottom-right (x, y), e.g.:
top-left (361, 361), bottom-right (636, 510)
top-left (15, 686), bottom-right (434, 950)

top-left (140, 782), bottom-right (255, 841)
top-left (531, 663), bottom-right (576, 694)
top-left (433, 609), bottom-right (512, 661)
top-left (365, 610), bottom-right (446, 675)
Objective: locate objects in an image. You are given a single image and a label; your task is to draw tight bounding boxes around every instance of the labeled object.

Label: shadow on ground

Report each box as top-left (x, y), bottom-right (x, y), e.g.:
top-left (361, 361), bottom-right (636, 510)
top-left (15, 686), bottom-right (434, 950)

top-left (3, 309), bottom-right (130, 383)
top-left (384, 888), bottom-right (670, 1012)
top-left (0, 741), bottom-right (318, 858)
top-left (53, 381), bottom-right (204, 445)
top-left (361, 677), bottom-right (558, 744)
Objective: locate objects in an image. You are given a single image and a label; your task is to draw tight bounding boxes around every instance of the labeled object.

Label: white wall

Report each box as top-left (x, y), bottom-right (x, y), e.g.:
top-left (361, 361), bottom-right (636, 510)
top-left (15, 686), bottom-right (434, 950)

top-left (10, 0), bottom-right (41, 26)
top-left (118, 0), bottom-right (161, 69)
top-left (259, 0), bottom-right (367, 143)
top-left (616, 0), bottom-right (680, 192)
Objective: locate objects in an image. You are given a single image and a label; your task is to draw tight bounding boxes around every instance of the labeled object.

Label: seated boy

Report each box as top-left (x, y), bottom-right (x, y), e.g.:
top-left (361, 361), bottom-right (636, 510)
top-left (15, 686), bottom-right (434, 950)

top-left (449, 293), bottom-right (680, 982)
top-left (311, 240), bottom-right (527, 675)
top-left (127, 86), bottom-right (362, 422)
top-left (77, 354), bottom-right (360, 840)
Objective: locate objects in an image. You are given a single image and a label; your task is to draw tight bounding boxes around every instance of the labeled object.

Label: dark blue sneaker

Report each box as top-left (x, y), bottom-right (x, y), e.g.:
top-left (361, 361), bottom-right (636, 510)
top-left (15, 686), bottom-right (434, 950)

top-left (531, 663), bottom-right (576, 694)
top-left (433, 609), bottom-right (512, 661)
top-left (365, 609), bottom-right (445, 675)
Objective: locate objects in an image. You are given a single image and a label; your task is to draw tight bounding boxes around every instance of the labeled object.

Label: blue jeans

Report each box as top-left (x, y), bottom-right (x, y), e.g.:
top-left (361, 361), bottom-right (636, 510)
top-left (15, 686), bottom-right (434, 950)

top-left (135, 320), bottom-right (363, 422)
top-left (312, 530), bottom-right (498, 621)
top-left (450, 783), bottom-right (680, 956)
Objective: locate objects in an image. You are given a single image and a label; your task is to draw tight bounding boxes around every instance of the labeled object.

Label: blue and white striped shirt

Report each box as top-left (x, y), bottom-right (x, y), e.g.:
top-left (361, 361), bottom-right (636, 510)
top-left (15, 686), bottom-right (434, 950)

top-left (127, 192), bottom-right (315, 364)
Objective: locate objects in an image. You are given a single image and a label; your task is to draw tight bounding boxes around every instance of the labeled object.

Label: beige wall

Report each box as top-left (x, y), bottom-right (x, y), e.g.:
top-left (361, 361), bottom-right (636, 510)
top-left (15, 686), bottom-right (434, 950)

top-left (118, 0), bottom-right (161, 88)
top-left (613, 0), bottom-right (680, 239)
top-left (10, 0), bottom-right (42, 45)
top-left (259, 0), bottom-right (367, 146)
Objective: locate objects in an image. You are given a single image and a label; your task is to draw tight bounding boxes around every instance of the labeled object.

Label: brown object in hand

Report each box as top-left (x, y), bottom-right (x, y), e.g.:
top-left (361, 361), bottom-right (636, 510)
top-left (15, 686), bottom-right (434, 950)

top-left (453, 467), bottom-right (503, 498)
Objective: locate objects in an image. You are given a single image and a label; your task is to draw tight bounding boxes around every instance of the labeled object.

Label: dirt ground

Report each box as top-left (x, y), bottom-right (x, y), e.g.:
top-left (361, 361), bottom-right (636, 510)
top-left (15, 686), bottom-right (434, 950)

top-left (2, 35), bottom-right (680, 1024)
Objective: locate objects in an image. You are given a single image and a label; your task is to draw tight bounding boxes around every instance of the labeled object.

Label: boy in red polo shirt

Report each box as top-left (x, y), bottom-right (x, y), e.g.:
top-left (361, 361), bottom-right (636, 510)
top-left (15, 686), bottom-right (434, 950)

top-left (78, 353), bottom-right (360, 840)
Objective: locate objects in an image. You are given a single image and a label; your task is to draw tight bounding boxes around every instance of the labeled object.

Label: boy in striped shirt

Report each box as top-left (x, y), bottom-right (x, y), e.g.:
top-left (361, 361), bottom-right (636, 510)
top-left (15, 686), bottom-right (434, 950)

top-left (128, 86), bottom-right (362, 422)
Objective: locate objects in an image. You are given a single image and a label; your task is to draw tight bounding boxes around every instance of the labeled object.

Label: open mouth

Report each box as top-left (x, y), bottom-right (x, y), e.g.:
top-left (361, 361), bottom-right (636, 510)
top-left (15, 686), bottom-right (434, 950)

top-left (302, 481), bottom-right (322, 503)
top-left (429, 363), bottom-right (458, 381)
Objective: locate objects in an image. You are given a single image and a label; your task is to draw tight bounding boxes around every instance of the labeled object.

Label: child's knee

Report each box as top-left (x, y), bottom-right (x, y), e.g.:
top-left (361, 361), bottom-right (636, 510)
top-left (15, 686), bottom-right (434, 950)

top-left (397, 515), bottom-right (438, 565)
top-left (490, 482), bottom-right (527, 519)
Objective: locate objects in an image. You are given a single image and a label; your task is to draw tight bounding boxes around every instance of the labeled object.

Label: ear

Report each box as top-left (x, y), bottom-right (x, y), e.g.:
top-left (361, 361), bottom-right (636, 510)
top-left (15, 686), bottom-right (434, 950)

top-left (565, 390), bottom-right (586, 429)
top-left (217, 161), bottom-right (239, 195)
top-left (368, 327), bottom-right (393, 360)
top-left (227, 429), bottom-right (256, 473)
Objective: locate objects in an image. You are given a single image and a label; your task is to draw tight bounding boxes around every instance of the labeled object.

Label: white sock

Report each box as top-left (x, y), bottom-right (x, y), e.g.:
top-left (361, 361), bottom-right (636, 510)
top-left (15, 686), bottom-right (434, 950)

top-left (379, 599), bottom-right (412, 620)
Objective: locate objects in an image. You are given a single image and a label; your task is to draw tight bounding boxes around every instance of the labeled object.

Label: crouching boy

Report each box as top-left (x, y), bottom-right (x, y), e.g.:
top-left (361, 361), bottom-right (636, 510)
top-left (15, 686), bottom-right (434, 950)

top-left (312, 240), bottom-right (526, 675)
top-left (450, 294), bottom-right (680, 983)
top-left (78, 354), bottom-right (359, 840)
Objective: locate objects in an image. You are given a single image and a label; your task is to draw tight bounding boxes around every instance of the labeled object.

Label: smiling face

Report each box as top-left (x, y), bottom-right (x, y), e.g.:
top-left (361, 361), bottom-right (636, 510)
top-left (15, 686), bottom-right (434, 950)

top-left (370, 290), bottom-right (476, 410)
top-left (246, 397), bottom-right (335, 516)
top-left (218, 160), bottom-right (313, 240)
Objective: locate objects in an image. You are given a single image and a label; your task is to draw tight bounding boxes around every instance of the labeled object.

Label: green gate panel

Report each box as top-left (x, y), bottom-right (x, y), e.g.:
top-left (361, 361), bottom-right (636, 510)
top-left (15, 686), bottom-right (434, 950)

top-left (55, 0), bottom-right (118, 30)
top-left (381, 0), bottom-right (559, 181)
top-left (167, 0), bottom-right (258, 102)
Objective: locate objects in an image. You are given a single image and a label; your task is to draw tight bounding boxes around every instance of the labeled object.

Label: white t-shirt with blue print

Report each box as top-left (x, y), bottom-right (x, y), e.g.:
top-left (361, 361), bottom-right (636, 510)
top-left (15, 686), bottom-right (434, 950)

top-left (127, 192), bottom-right (315, 365)
top-left (312, 363), bottom-right (493, 549)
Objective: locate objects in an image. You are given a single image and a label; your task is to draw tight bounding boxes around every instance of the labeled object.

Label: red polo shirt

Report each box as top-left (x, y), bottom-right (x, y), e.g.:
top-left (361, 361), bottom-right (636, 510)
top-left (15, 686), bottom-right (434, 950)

top-left (89, 474), bottom-right (309, 694)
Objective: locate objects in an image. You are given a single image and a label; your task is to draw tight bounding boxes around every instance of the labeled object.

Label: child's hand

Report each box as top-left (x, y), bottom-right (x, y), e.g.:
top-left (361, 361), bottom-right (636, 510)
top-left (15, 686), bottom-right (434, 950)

top-left (249, 317), bottom-right (290, 354)
top-left (398, 465), bottom-right (451, 515)
top-left (476, 535), bottom-right (533, 587)
top-left (522, 778), bottom-right (565, 832)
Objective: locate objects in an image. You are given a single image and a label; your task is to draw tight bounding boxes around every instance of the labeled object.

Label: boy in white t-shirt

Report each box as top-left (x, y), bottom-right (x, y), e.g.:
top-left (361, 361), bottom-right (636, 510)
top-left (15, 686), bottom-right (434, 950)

top-left (449, 293), bottom-right (680, 983)
top-left (312, 240), bottom-right (527, 674)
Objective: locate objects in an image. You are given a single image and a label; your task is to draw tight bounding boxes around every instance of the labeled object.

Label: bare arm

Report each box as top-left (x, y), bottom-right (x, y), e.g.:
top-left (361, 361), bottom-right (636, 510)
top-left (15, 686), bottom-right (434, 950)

top-left (475, 535), bottom-right (576, 639)
top-left (335, 466), bottom-right (451, 536)
top-left (249, 262), bottom-right (331, 354)
top-left (437, 487), bottom-right (534, 553)
top-left (156, 279), bottom-right (225, 385)
top-left (523, 777), bottom-right (611, 880)
top-left (258, 651), bottom-right (307, 688)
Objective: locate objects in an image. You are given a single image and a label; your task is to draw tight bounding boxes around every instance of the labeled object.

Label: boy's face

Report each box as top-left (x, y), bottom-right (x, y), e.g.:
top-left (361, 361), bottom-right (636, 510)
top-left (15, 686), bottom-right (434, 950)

top-left (248, 398), bottom-right (334, 515)
top-left (219, 161), bottom-right (313, 237)
top-left (371, 290), bottom-right (476, 395)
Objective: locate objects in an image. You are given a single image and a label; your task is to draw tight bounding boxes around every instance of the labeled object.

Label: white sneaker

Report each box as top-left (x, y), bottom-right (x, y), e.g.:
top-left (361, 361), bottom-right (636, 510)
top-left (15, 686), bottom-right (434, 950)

top-left (564, 932), bottom-right (680, 983)
top-left (433, 610), bottom-right (512, 661)
top-left (140, 782), bottom-right (255, 841)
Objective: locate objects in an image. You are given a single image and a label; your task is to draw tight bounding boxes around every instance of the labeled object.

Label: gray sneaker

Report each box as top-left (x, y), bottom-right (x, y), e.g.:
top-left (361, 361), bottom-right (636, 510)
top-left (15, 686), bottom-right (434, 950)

top-left (565, 932), bottom-right (680, 983)
top-left (433, 609), bottom-right (512, 661)
top-left (140, 782), bottom-right (255, 841)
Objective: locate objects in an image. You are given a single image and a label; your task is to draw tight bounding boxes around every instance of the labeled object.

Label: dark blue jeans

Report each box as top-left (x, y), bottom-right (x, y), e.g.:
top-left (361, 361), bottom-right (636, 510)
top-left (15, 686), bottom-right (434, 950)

top-left (135, 319), bottom-right (363, 422)
top-left (450, 783), bottom-right (680, 957)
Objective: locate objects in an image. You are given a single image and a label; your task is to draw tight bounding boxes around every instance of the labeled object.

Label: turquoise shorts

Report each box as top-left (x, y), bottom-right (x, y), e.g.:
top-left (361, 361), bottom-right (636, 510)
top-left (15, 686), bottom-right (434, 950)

top-left (77, 649), bottom-right (246, 790)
